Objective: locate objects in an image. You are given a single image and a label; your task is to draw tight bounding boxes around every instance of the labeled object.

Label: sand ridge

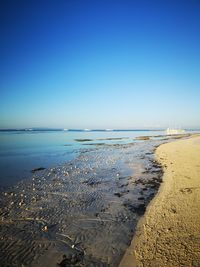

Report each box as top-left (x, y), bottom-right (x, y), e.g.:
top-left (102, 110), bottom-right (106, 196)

top-left (120, 135), bottom-right (200, 267)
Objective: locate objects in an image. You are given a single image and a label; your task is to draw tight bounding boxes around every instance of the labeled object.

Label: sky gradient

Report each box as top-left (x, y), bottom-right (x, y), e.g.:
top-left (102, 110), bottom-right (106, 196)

top-left (1, 0), bottom-right (200, 129)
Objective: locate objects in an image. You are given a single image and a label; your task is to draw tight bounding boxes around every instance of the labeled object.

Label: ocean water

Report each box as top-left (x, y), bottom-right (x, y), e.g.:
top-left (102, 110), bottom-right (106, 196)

top-left (0, 129), bottom-right (184, 186)
top-left (0, 129), bottom-right (197, 266)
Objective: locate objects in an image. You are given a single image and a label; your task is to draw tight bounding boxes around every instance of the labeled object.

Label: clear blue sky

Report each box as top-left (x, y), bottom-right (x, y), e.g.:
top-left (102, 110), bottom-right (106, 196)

top-left (1, 0), bottom-right (200, 129)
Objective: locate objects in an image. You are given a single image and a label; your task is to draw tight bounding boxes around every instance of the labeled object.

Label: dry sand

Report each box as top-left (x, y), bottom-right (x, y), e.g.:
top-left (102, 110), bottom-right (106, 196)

top-left (120, 135), bottom-right (200, 267)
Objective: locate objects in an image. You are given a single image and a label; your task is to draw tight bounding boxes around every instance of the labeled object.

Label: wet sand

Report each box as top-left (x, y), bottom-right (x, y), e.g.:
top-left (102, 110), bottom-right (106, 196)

top-left (120, 135), bottom-right (200, 267)
top-left (0, 135), bottom-right (190, 267)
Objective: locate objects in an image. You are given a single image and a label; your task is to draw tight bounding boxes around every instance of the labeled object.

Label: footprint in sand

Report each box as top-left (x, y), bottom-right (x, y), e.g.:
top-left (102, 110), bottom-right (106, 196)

top-left (184, 175), bottom-right (191, 179)
top-left (180, 188), bottom-right (193, 194)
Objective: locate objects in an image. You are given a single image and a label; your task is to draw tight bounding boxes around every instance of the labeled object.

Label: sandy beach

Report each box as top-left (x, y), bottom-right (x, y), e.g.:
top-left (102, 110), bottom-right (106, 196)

top-left (120, 135), bottom-right (200, 267)
top-left (0, 134), bottom-right (197, 266)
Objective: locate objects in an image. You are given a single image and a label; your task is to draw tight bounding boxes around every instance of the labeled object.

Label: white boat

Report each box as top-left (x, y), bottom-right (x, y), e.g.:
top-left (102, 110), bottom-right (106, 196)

top-left (166, 128), bottom-right (185, 135)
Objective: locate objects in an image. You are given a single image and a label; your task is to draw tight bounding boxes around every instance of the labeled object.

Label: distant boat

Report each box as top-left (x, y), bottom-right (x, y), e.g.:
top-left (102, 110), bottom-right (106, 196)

top-left (105, 129), bottom-right (113, 131)
top-left (166, 128), bottom-right (185, 135)
top-left (84, 128), bottom-right (90, 131)
top-left (63, 128), bottom-right (68, 131)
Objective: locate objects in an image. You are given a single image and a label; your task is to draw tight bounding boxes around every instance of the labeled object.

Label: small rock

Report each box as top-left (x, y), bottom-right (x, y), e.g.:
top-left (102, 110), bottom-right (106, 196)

top-left (114, 192), bottom-right (122, 197)
top-left (42, 225), bottom-right (48, 232)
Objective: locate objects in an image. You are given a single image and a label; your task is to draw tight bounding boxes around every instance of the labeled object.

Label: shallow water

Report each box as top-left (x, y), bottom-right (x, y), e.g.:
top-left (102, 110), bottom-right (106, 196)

top-left (0, 130), bottom-right (167, 187)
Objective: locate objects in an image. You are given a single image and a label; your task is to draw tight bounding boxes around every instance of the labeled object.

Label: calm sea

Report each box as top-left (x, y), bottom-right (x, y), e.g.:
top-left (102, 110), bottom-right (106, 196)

top-left (0, 129), bottom-right (190, 187)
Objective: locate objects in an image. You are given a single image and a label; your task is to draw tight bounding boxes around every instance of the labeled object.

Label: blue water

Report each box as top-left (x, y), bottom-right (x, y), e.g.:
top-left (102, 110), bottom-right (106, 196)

top-left (0, 129), bottom-right (189, 186)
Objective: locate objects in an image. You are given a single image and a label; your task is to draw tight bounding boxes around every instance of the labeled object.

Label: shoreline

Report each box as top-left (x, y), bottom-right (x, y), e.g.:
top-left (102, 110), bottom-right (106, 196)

top-left (0, 139), bottom-right (167, 267)
top-left (119, 135), bottom-right (200, 267)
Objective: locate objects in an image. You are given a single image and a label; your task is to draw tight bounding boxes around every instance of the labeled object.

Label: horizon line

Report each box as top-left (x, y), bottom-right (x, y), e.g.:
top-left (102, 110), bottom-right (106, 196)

top-left (0, 127), bottom-right (200, 132)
